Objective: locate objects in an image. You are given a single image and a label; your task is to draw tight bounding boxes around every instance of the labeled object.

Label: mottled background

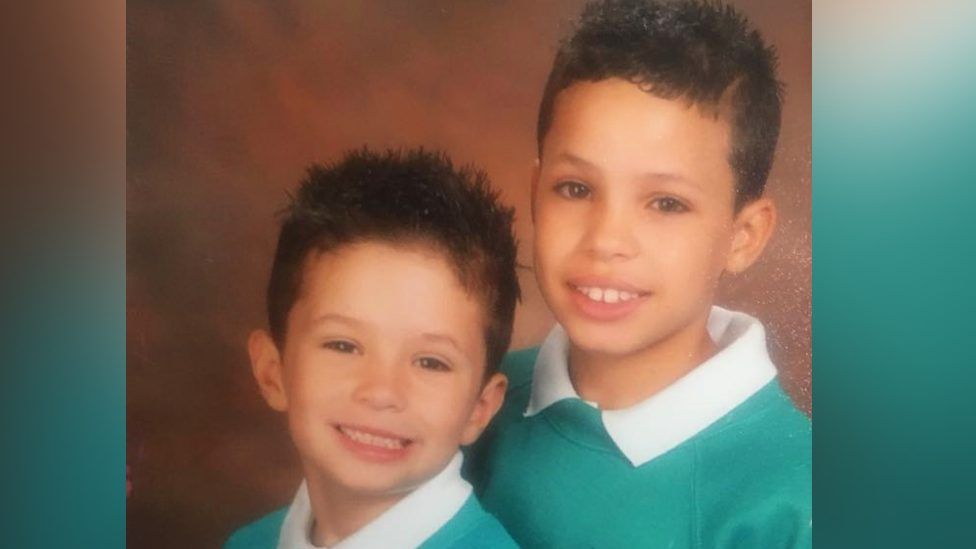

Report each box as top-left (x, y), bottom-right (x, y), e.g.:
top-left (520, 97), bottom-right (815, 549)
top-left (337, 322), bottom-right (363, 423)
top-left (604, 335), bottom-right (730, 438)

top-left (126, 0), bottom-right (810, 546)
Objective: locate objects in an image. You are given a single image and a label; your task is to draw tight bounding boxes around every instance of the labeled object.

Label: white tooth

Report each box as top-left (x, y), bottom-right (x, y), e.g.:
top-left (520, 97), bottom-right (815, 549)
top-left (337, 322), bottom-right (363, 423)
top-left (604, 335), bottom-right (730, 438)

top-left (587, 287), bottom-right (603, 301)
top-left (343, 426), bottom-right (404, 449)
top-left (619, 291), bottom-right (633, 301)
top-left (604, 288), bottom-right (619, 303)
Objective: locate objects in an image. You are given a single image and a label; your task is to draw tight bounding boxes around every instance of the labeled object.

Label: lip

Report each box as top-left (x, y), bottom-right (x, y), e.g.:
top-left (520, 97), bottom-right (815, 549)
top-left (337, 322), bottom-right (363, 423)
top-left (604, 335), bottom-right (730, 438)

top-left (333, 423), bottom-right (414, 463)
top-left (567, 276), bottom-right (648, 294)
top-left (565, 276), bottom-right (650, 322)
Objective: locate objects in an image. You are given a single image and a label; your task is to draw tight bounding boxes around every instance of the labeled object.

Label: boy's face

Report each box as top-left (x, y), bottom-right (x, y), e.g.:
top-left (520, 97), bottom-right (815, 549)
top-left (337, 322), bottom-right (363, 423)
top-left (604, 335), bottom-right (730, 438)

top-left (533, 78), bottom-right (764, 359)
top-left (249, 241), bottom-right (505, 500)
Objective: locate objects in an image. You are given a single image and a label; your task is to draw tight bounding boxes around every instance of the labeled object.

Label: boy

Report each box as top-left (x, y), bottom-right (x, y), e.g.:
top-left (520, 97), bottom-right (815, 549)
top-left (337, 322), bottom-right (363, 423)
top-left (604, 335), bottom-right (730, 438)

top-left (467, 0), bottom-right (812, 547)
top-left (227, 148), bottom-right (520, 548)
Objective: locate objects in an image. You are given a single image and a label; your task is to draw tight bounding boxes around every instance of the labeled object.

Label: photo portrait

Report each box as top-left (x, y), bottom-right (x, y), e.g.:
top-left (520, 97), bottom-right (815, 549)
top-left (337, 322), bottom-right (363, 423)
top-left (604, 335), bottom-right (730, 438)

top-left (127, 1), bottom-right (810, 545)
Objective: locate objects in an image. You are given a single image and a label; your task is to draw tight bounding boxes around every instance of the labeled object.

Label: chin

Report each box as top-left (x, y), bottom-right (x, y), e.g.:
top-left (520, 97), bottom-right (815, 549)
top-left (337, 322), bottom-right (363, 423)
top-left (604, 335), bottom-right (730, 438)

top-left (562, 321), bottom-right (648, 358)
top-left (335, 472), bottom-right (412, 497)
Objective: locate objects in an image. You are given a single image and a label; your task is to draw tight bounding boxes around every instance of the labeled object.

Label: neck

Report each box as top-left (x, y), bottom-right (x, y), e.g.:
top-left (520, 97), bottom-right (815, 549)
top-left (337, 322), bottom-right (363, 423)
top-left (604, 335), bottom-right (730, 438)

top-left (569, 316), bottom-right (716, 410)
top-left (304, 470), bottom-right (404, 547)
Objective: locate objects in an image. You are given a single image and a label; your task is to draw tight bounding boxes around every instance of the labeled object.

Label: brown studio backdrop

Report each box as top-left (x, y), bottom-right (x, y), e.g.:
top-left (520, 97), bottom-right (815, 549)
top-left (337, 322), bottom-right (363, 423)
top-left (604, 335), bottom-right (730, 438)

top-left (126, 1), bottom-right (811, 546)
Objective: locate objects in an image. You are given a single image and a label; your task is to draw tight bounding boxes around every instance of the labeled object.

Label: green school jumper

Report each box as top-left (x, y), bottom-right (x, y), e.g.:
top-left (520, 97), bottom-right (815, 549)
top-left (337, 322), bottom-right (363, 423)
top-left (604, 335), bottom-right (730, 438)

top-left (224, 493), bottom-right (517, 548)
top-left (467, 341), bottom-right (812, 548)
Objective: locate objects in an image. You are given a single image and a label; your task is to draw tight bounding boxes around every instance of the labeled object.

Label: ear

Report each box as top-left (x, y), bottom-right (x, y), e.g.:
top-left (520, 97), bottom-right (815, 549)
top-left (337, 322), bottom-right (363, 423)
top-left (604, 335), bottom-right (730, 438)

top-left (529, 159), bottom-right (541, 223)
top-left (725, 196), bottom-right (777, 274)
top-left (247, 329), bottom-right (289, 412)
top-left (459, 372), bottom-right (508, 445)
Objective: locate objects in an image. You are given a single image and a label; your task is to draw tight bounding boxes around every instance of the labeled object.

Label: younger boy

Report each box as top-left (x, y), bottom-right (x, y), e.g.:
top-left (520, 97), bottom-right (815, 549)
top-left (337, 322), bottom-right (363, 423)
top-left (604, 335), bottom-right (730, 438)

top-left (227, 148), bottom-right (520, 548)
top-left (467, 1), bottom-right (812, 547)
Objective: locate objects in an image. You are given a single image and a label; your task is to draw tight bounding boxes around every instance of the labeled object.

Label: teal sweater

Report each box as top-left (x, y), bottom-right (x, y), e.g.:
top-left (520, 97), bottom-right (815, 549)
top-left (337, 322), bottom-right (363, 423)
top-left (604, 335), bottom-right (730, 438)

top-left (224, 493), bottom-right (516, 548)
top-left (466, 348), bottom-right (812, 548)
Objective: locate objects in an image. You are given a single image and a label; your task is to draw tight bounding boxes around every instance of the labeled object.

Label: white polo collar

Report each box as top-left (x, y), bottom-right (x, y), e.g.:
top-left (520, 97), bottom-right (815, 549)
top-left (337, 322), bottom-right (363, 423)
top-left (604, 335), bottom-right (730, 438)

top-left (278, 452), bottom-right (472, 549)
top-left (525, 306), bottom-right (778, 467)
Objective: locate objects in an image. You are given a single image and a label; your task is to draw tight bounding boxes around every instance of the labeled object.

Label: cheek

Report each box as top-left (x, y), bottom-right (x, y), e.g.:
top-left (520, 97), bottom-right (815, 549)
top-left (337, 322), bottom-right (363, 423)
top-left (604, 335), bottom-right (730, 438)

top-left (284, 383), bottom-right (328, 452)
top-left (534, 204), bottom-right (581, 263)
top-left (287, 386), bottom-right (328, 431)
top-left (700, 223), bottom-right (735, 271)
top-left (416, 381), bottom-right (481, 439)
top-left (652, 229), bottom-right (729, 283)
top-left (700, 244), bottom-right (734, 293)
top-left (285, 360), bottom-right (341, 417)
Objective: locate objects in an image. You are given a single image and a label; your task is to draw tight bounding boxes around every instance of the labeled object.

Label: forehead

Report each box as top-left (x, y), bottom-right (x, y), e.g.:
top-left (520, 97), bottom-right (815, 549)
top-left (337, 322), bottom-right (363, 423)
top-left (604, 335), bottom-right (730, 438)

top-left (293, 241), bottom-right (487, 337)
top-left (299, 241), bottom-right (465, 298)
top-left (543, 78), bottom-right (734, 192)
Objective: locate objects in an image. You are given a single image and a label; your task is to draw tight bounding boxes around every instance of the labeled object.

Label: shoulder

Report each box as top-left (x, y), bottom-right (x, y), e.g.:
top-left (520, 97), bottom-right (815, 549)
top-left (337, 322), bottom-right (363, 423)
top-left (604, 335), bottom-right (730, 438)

top-left (703, 378), bottom-right (809, 437)
top-left (492, 346), bottom-right (539, 422)
top-left (441, 512), bottom-right (518, 549)
top-left (495, 347), bottom-right (542, 427)
top-left (463, 348), bottom-right (539, 487)
top-left (421, 495), bottom-right (518, 549)
top-left (223, 508), bottom-right (288, 549)
top-left (498, 346), bottom-right (539, 390)
top-left (699, 380), bottom-right (811, 485)
top-left (694, 381), bottom-right (812, 547)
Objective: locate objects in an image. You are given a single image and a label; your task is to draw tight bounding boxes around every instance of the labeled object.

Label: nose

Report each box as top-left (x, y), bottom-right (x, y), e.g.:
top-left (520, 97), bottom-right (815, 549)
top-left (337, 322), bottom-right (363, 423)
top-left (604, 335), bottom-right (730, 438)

top-left (583, 200), bottom-right (639, 261)
top-left (352, 359), bottom-right (407, 411)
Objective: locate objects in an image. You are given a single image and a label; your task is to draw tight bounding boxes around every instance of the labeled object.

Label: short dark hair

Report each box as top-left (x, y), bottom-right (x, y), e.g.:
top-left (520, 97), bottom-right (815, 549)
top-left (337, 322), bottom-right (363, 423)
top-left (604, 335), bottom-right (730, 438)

top-left (537, 0), bottom-right (783, 207)
top-left (266, 147), bottom-right (520, 374)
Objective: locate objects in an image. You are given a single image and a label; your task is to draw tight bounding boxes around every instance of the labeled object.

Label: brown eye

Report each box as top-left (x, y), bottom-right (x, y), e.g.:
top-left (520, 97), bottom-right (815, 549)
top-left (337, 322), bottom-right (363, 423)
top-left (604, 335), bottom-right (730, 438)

top-left (323, 340), bottom-right (360, 354)
top-left (416, 357), bottom-right (451, 372)
top-left (651, 196), bottom-right (689, 213)
top-left (555, 181), bottom-right (591, 199)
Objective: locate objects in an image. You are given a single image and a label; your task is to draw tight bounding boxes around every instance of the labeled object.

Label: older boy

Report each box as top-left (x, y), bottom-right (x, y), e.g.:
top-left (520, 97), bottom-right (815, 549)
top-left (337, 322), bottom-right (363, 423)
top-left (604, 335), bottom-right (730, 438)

top-left (226, 148), bottom-right (519, 548)
top-left (467, 1), bottom-right (812, 547)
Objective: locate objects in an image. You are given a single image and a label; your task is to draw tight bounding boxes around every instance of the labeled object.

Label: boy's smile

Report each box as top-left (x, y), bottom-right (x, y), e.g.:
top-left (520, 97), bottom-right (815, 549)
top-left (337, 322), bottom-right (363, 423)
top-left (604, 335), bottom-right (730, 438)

top-left (566, 275), bottom-right (651, 321)
top-left (533, 78), bottom-right (743, 369)
top-left (333, 423), bottom-right (413, 461)
top-left (251, 241), bottom-right (505, 499)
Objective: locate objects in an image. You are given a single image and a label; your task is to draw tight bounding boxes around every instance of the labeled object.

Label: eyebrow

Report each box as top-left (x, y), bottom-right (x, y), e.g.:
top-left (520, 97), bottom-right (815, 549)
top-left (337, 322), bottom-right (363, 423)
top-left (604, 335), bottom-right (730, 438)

top-left (553, 151), bottom-right (599, 172)
top-left (419, 332), bottom-right (466, 355)
top-left (310, 313), bottom-right (365, 327)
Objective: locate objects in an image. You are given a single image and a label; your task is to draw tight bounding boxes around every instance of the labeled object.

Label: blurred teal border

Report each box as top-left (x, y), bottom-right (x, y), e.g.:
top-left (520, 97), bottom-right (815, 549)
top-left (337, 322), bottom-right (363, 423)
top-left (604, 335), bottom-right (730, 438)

top-left (814, 1), bottom-right (976, 546)
top-left (2, 240), bottom-right (125, 546)
top-left (0, 2), bottom-right (125, 547)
